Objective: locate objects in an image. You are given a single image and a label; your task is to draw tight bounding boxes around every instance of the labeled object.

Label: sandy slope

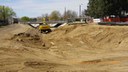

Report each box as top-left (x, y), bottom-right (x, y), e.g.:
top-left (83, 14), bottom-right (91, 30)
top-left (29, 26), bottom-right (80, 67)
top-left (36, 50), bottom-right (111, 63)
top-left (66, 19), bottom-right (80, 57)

top-left (0, 24), bottom-right (128, 72)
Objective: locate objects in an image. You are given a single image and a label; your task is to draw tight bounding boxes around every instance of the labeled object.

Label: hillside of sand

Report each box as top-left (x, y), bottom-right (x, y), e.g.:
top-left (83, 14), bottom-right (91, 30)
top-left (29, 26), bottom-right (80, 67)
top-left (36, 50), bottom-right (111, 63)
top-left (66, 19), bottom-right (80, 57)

top-left (0, 24), bottom-right (128, 72)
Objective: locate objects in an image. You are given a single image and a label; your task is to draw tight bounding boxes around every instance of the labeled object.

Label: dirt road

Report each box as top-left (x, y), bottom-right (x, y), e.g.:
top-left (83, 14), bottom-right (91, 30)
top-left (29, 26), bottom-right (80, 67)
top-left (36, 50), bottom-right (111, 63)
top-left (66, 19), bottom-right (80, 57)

top-left (0, 24), bottom-right (128, 72)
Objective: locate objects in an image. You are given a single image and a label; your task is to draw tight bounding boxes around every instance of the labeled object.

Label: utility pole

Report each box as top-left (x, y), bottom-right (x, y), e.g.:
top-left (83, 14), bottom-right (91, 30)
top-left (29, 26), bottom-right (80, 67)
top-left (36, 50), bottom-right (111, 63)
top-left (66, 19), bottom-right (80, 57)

top-left (79, 4), bottom-right (83, 18)
top-left (64, 7), bottom-right (67, 21)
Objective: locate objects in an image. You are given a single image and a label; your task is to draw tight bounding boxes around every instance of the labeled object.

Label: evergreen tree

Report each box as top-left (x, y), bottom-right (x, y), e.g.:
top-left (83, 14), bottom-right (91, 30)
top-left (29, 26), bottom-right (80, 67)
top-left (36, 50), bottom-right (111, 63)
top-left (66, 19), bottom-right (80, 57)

top-left (87, 0), bottom-right (128, 18)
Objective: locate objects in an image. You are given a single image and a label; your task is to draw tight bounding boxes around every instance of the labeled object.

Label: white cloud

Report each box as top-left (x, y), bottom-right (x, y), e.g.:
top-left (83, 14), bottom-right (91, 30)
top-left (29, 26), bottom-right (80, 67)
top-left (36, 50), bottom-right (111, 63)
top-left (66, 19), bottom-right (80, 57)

top-left (3, 0), bottom-right (89, 17)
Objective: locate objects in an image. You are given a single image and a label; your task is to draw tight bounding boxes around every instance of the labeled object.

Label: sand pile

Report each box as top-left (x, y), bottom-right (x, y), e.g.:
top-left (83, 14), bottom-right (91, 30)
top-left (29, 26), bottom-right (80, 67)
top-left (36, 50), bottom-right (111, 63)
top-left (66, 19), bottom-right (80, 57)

top-left (11, 31), bottom-right (45, 48)
top-left (11, 33), bottom-right (41, 43)
top-left (46, 24), bottom-right (128, 53)
top-left (1, 24), bottom-right (128, 72)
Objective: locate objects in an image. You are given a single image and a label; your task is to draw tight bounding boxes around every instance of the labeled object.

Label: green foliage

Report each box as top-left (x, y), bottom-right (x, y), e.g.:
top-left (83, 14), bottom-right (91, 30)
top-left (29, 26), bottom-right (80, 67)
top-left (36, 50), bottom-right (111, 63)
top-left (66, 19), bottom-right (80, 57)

top-left (21, 16), bottom-right (30, 22)
top-left (87, 0), bottom-right (128, 18)
top-left (0, 5), bottom-right (16, 20)
top-left (49, 10), bottom-right (61, 21)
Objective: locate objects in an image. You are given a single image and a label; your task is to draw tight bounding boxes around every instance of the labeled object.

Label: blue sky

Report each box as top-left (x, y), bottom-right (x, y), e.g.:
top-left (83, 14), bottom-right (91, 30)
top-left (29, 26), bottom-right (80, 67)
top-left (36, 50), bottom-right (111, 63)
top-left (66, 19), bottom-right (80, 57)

top-left (0, 0), bottom-right (88, 17)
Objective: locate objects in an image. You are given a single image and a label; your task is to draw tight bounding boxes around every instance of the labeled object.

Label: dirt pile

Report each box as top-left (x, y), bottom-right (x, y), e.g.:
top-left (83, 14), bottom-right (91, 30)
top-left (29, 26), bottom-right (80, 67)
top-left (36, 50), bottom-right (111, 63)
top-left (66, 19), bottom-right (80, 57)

top-left (45, 24), bottom-right (128, 55)
top-left (1, 24), bottom-right (128, 72)
top-left (12, 32), bottom-right (41, 42)
top-left (11, 32), bottom-right (48, 49)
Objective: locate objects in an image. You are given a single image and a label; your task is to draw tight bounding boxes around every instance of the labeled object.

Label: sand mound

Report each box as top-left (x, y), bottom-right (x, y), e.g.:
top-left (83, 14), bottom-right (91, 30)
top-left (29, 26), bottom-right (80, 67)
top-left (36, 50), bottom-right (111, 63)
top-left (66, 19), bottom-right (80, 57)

top-left (2, 24), bottom-right (128, 71)
top-left (45, 24), bottom-right (128, 56)
top-left (10, 29), bottom-right (47, 49)
top-left (11, 32), bottom-right (41, 43)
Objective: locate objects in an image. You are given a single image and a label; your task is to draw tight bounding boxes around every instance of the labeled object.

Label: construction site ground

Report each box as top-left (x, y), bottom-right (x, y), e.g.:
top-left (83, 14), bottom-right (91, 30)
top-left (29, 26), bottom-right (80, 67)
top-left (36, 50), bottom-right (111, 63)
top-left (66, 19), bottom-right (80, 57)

top-left (0, 23), bottom-right (128, 72)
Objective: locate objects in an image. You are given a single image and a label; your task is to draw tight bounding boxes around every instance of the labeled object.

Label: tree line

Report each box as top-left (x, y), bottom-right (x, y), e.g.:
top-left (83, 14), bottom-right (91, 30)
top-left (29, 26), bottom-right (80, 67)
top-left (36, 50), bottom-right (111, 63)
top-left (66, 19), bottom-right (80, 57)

top-left (1, 1), bottom-right (128, 22)
top-left (0, 5), bottom-right (80, 23)
top-left (86, 0), bottom-right (128, 18)
top-left (21, 10), bottom-right (79, 22)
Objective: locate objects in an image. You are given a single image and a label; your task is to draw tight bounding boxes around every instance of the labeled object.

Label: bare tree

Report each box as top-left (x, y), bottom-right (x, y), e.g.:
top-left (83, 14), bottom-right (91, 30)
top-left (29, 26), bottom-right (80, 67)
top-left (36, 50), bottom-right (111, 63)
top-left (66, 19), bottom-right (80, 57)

top-left (63, 10), bottom-right (78, 19)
